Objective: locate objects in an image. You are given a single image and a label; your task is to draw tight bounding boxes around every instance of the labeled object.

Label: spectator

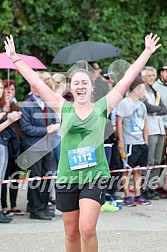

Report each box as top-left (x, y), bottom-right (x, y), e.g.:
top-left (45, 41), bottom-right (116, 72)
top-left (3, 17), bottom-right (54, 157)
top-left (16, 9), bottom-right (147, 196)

top-left (25, 71), bottom-right (52, 99)
top-left (3, 79), bottom-right (17, 103)
top-left (1, 80), bottom-right (24, 216)
top-left (52, 73), bottom-right (67, 94)
top-left (40, 71), bottom-right (52, 89)
top-left (141, 66), bottom-right (167, 200)
top-left (89, 62), bottom-right (111, 102)
top-left (19, 85), bottom-right (60, 220)
top-left (0, 79), bottom-right (22, 223)
top-left (116, 78), bottom-right (150, 206)
top-left (153, 63), bottom-right (167, 165)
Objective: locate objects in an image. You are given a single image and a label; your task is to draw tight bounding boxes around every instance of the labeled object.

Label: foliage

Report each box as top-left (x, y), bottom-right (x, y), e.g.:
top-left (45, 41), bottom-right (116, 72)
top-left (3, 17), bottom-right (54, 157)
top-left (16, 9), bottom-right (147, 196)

top-left (0, 0), bottom-right (167, 100)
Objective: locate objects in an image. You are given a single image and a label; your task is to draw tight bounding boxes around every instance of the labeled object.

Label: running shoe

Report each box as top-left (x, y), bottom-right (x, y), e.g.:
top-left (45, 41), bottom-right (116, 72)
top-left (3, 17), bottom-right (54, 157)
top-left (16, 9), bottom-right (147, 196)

top-left (55, 208), bottom-right (62, 216)
top-left (134, 195), bottom-right (151, 205)
top-left (100, 201), bottom-right (119, 212)
top-left (124, 196), bottom-right (136, 207)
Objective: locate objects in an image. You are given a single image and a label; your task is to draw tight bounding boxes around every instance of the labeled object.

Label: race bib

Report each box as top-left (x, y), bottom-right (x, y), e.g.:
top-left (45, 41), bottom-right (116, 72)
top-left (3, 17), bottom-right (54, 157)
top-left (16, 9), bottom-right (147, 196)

top-left (68, 145), bottom-right (97, 170)
top-left (130, 118), bottom-right (144, 135)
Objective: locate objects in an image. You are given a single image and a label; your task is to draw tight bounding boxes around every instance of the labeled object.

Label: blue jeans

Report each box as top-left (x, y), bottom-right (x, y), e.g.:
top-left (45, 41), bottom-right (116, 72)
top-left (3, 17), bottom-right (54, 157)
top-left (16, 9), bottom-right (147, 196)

top-left (0, 144), bottom-right (8, 200)
top-left (104, 144), bottom-right (112, 166)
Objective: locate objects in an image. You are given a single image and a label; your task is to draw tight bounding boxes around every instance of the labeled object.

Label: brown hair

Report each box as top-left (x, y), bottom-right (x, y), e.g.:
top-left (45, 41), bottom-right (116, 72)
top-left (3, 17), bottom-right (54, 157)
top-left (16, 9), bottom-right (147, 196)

top-left (69, 68), bottom-right (94, 85)
top-left (0, 79), bottom-right (6, 107)
top-left (3, 79), bottom-right (16, 89)
top-left (130, 77), bottom-right (144, 91)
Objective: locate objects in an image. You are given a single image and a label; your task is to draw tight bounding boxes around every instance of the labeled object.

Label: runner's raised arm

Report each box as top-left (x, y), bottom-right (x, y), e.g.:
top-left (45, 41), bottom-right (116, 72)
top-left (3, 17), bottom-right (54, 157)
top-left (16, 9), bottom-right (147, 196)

top-left (4, 35), bottom-right (65, 112)
top-left (106, 33), bottom-right (161, 114)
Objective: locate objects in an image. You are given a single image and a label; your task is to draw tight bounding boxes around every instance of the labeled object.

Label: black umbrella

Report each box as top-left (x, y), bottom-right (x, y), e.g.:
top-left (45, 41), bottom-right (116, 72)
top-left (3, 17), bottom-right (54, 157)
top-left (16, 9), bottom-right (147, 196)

top-left (52, 41), bottom-right (120, 65)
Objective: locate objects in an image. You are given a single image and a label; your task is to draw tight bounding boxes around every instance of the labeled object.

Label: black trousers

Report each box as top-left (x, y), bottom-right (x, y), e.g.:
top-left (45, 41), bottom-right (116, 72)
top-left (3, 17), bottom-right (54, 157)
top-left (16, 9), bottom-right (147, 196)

top-left (26, 150), bottom-right (55, 214)
top-left (1, 156), bottom-right (20, 209)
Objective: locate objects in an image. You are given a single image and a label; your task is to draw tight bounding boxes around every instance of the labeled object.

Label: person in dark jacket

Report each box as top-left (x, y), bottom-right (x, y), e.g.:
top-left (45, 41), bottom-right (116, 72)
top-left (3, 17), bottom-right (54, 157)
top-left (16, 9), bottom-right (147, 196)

top-left (1, 80), bottom-right (24, 216)
top-left (0, 79), bottom-right (22, 223)
top-left (19, 86), bottom-right (60, 220)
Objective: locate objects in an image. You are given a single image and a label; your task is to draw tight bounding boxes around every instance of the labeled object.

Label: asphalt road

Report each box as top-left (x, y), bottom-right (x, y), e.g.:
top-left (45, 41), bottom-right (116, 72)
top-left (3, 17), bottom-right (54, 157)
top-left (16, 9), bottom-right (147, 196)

top-left (0, 186), bottom-right (167, 252)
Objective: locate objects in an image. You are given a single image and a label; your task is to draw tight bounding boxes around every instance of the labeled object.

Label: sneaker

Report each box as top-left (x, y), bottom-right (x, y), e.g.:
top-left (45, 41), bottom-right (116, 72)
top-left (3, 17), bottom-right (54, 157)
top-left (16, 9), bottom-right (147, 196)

top-left (0, 212), bottom-right (13, 223)
top-left (124, 196), bottom-right (136, 207)
top-left (55, 208), bottom-right (62, 216)
top-left (11, 208), bottom-right (25, 216)
top-left (2, 210), bottom-right (14, 217)
top-left (134, 195), bottom-right (151, 205)
top-left (100, 201), bottom-right (119, 212)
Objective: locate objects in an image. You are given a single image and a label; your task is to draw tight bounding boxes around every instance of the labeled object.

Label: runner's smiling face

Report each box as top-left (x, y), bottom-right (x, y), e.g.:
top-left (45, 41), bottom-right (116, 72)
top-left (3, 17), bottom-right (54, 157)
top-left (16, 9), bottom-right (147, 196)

top-left (70, 72), bottom-right (93, 104)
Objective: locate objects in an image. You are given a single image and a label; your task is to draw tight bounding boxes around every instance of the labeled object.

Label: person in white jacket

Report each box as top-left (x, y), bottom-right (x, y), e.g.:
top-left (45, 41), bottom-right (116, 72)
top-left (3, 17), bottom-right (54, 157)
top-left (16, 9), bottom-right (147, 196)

top-left (154, 63), bottom-right (167, 166)
top-left (141, 66), bottom-right (167, 199)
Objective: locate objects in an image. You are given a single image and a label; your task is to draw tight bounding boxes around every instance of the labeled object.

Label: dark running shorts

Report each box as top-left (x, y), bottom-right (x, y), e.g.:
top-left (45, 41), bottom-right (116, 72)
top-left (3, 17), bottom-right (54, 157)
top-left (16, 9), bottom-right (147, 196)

top-left (126, 144), bottom-right (148, 168)
top-left (55, 179), bottom-right (108, 212)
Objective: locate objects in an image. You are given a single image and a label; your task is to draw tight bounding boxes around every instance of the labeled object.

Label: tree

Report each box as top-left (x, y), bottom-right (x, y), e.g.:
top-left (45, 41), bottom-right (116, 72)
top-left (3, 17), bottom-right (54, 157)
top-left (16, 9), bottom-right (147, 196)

top-left (0, 0), bottom-right (166, 100)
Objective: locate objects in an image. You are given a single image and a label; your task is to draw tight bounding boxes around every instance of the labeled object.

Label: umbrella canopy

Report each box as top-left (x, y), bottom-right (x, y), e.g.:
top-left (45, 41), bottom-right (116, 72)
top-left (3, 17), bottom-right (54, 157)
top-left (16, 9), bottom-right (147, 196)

top-left (0, 52), bottom-right (46, 69)
top-left (52, 41), bottom-right (120, 65)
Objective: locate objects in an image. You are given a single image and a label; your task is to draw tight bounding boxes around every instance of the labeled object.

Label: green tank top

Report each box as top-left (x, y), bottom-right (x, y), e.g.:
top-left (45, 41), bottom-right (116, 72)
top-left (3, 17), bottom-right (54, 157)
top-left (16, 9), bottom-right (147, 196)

top-left (56, 96), bottom-right (111, 184)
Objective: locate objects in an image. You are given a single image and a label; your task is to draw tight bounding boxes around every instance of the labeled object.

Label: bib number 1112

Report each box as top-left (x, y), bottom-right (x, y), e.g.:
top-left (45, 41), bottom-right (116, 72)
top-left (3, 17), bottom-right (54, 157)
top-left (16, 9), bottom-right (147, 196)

top-left (68, 146), bottom-right (97, 170)
top-left (73, 152), bottom-right (92, 163)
